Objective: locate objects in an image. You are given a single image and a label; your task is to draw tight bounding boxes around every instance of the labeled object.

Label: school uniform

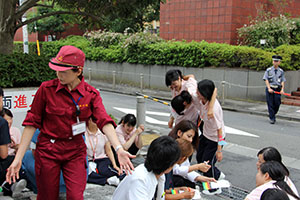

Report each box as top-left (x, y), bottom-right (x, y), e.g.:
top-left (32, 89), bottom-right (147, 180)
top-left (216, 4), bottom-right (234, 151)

top-left (171, 77), bottom-right (200, 127)
top-left (85, 129), bottom-right (124, 185)
top-left (246, 180), bottom-right (297, 200)
top-left (112, 164), bottom-right (165, 200)
top-left (23, 77), bottom-right (116, 200)
top-left (196, 99), bottom-right (225, 180)
top-left (263, 66), bottom-right (286, 122)
top-left (172, 159), bottom-right (200, 188)
top-left (116, 125), bottom-right (140, 155)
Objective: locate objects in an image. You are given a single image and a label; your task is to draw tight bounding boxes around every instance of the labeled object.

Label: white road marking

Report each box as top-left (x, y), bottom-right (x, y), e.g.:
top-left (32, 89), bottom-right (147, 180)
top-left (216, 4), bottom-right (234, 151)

top-left (113, 107), bottom-right (259, 137)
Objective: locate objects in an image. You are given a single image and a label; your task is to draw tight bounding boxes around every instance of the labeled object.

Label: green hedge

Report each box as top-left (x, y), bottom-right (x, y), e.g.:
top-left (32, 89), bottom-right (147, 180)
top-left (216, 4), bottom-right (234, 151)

top-left (12, 34), bottom-right (300, 72)
top-left (0, 53), bottom-right (56, 88)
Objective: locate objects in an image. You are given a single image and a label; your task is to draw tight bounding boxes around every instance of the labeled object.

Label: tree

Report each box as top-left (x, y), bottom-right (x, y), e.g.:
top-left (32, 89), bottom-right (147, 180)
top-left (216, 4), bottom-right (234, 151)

top-left (0, 0), bottom-right (165, 55)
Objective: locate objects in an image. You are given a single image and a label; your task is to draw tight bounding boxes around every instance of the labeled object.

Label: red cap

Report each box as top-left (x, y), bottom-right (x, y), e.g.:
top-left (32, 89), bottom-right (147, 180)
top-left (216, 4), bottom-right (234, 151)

top-left (49, 45), bottom-right (85, 71)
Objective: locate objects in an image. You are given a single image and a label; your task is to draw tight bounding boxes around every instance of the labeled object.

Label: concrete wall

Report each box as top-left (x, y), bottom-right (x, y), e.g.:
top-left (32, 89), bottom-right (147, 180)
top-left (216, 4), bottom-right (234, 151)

top-left (84, 60), bottom-right (300, 101)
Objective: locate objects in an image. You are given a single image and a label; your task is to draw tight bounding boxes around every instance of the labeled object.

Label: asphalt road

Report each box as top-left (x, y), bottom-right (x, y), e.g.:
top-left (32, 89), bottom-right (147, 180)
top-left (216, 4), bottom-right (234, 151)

top-left (98, 91), bottom-right (300, 192)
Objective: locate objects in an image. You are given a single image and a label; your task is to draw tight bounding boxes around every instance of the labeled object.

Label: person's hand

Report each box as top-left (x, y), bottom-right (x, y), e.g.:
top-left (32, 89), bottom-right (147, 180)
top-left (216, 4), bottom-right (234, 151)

top-left (207, 110), bottom-right (214, 119)
top-left (6, 159), bottom-right (22, 184)
top-left (113, 165), bottom-right (122, 175)
top-left (216, 151), bottom-right (223, 162)
top-left (196, 175), bottom-right (217, 183)
top-left (268, 88), bottom-right (274, 93)
top-left (197, 161), bottom-right (211, 172)
top-left (137, 124), bottom-right (144, 135)
top-left (181, 190), bottom-right (195, 199)
top-left (117, 148), bottom-right (135, 175)
top-left (168, 118), bottom-right (174, 128)
top-left (280, 90), bottom-right (285, 95)
top-left (9, 138), bottom-right (16, 148)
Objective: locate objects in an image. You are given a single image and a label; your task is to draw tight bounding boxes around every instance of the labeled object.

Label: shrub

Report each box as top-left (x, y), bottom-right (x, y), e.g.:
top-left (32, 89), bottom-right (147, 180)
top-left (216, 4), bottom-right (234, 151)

top-left (0, 53), bottom-right (56, 88)
top-left (238, 15), bottom-right (297, 49)
top-left (84, 30), bottom-right (127, 48)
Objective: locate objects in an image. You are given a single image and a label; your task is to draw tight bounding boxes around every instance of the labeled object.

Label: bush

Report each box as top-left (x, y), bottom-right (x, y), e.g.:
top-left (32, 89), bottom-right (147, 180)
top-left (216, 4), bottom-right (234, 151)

top-left (0, 53), bottom-right (56, 88)
top-left (12, 33), bottom-right (300, 72)
top-left (238, 15), bottom-right (297, 49)
top-left (84, 30), bottom-right (128, 48)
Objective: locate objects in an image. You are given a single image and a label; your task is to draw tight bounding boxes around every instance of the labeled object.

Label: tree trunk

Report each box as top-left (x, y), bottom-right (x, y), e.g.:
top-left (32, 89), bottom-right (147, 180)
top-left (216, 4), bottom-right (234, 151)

top-left (0, 0), bottom-right (17, 55)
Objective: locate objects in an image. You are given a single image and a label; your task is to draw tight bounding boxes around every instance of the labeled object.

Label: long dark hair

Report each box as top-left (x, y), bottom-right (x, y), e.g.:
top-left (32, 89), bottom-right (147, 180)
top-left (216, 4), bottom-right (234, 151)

top-left (118, 114), bottom-right (136, 126)
top-left (165, 69), bottom-right (183, 87)
top-left (260, 161), bottom-right (300, 200)
top-left (171, 91), bottom-right (192, 115)
top-left (257, 147), bottom-right (289, 176)
top-left (168, 120), bottom-right (198, 149)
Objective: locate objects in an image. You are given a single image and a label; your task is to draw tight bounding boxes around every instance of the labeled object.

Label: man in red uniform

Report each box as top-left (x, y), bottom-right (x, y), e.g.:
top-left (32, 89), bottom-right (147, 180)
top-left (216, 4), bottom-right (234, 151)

top-left (6, 46), bottom-right (134, 200)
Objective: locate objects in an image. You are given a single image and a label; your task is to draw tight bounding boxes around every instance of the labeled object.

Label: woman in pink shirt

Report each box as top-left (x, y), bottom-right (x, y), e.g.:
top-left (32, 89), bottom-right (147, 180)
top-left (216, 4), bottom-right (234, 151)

top-left (1, 108), bottom-right (21, 156)
top-left (85, 118), bottom-right (124, 186)
top-left (165, 69), bottom-right (216, 128)
top-left (245, 161), bottom-right (300, 200)
top-left (196, 80), bottom-right (226, 195)
top-left (116, 114), bottom-right (144, 156)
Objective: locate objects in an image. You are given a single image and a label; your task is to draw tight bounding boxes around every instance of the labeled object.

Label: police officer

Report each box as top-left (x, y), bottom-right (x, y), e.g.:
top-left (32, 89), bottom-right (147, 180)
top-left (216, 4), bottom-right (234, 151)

top-left (263, 55), bottom-right (286, 124)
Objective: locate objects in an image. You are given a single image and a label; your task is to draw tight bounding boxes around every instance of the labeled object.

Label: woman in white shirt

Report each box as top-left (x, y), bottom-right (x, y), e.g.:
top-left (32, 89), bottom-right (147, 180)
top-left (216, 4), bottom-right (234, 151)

top-left (168, 120), bottom-right (215, 189)
top-left (245, 161), bottom-right (300, 200)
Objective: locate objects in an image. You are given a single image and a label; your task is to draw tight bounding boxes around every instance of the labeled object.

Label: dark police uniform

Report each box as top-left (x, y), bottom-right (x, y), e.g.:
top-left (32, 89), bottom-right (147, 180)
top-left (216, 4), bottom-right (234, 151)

top-left (263, 57), bottom-right (286, 123)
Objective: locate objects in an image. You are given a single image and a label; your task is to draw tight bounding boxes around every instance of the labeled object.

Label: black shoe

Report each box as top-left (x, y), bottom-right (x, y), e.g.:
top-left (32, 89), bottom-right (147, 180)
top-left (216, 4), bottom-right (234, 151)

top-left (270, 119), bottom-right (275, 124)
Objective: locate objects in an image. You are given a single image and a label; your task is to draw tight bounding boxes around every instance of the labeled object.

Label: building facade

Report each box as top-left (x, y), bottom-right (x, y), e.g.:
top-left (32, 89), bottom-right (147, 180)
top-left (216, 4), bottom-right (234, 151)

top-left (160, 0), bottom-right (300, 44)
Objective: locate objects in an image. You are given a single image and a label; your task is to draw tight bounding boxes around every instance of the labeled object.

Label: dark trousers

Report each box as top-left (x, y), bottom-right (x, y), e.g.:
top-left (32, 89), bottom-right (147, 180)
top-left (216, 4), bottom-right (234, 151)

top-left (0, 155), bottom-right (14, 184)
top-left (266, 87), bottom-right (281, 121)
top-left (87, 158), bottom-right (125, 185)
top-left (196, 135), bottom-right (220, 180)
top-left (173, 175), bottom-right (196, 189)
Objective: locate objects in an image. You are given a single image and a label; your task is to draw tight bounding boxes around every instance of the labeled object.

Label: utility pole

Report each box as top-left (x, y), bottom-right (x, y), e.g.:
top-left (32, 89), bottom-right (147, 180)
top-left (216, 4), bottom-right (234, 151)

top-left (19, 0), bottom-right (29, 54)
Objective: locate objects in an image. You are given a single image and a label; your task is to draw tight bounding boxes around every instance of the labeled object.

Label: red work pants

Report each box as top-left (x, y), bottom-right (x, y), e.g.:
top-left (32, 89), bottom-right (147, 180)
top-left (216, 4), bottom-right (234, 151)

top-left (35, 134), bottom-right (87, 200)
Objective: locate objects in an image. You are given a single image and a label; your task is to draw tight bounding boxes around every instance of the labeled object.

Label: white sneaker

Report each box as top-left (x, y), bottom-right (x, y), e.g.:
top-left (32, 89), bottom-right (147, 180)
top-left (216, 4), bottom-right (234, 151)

top-left (107, 176), bottom-right (120, 186)
top-left (11, 179), bottom-right (27, 198)
top-left (218, 172), bottom-right (226, 180)
top-left (202, 188), bottom-right (222, 195)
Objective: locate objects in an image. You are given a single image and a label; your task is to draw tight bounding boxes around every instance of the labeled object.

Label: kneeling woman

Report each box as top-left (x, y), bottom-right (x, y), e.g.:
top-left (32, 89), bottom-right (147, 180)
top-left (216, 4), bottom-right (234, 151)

top-left (116, 114), bottom-right (144, 155)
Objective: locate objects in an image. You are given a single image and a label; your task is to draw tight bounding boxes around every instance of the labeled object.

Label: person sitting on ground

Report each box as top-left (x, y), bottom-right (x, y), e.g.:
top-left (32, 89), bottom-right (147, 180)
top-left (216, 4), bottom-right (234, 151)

top-left (245, 161), bottom-right (300, 200)
top-left (116, 114), bottom-right (144, 156)
top-left (0, 87), bottom-right (26, 198)
top-left (86, 118), bottom-right (125, 186)
top-left (168, 120), bottom-right (213, 188)
top-left (165, 138), bottom-right (207, 200)
top-left (260, 188), bottom-right (289, 200)
top-left (112, 136), bottom-right (181, 200)
top-left (256, 147), bottom-right (299, 197)
top-left (165, 69), bottom-right (217, 128)
top-left (1, 108), bottom-right (21, 156)
top-left (21, 129), bottom-right (66, 194)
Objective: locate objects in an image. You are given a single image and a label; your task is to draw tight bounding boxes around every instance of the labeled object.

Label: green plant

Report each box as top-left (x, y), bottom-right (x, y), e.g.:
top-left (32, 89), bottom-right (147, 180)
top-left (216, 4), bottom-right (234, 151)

top-left (237, 15), bottom-right (296, 49)
top-left (0, 53), bottom-right (56, 88)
